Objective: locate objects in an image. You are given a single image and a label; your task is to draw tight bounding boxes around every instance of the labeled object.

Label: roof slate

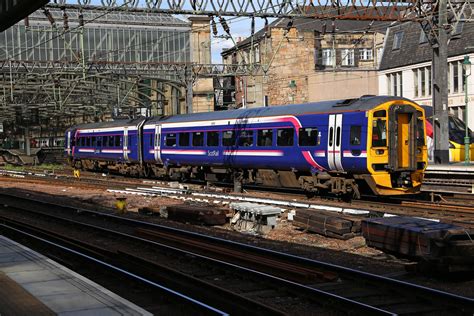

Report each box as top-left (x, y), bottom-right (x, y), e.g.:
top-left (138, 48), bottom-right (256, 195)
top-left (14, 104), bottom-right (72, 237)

top-left (380, 22), bottom-right (474, 70)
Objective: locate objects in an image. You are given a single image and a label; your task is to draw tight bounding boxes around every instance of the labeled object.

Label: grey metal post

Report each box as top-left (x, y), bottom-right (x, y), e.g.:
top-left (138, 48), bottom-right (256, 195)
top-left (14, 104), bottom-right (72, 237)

top-left (185, 67), bottom-right (193, 113)
top-left (432, 0), bottom-right (450, 164)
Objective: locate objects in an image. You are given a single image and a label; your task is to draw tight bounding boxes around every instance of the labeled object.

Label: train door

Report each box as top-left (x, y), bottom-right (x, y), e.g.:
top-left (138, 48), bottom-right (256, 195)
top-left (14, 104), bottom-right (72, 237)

top-left (123, 127), bottom-right (129, 161)
top-left (388, 104), bottom-right (417, 170)
top-left (154, 125), bottom-right (162, 164)
top-left (327, 114), bottom-right (344, 171)
top-left (66, 131), bottom-right (71, 156)
top-left (397, 113), bottom-right (411, 168)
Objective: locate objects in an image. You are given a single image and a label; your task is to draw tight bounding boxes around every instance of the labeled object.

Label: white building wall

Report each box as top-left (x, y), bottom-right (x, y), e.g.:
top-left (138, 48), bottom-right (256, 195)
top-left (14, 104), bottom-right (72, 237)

top-left (378, 53), bottom-right (474, 129)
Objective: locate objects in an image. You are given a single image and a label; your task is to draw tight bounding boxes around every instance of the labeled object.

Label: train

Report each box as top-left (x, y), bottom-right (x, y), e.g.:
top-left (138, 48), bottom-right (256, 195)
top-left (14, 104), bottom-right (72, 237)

top-left (65, 95), bottom-right (428, 198)
top-left (423, 106), bottom-right (474, 162)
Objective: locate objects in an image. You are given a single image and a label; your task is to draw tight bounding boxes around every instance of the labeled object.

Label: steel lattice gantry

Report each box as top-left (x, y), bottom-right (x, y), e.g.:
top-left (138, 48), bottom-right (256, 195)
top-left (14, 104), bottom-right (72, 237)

top-left (0, 8), bottom-right (192, 125)
top-left (49, 0), bottom-right (474, 22)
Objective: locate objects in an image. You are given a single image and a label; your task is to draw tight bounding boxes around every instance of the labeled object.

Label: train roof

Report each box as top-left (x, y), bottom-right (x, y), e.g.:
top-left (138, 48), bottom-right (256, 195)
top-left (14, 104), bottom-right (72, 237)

top-left (67, 117), bottom-right (146, 131)
top-left (146, 95), bottom-right (415, 125)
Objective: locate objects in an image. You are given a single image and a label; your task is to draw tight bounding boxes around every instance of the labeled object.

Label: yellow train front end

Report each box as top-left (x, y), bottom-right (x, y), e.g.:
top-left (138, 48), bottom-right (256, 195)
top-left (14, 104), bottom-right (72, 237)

top-left (365, 99), bottom-right (428, 195)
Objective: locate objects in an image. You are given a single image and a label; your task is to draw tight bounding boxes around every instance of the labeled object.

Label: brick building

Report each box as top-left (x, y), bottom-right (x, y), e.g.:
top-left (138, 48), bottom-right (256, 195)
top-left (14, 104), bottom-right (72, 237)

top-left (221, 15), bottom-right (389, 108)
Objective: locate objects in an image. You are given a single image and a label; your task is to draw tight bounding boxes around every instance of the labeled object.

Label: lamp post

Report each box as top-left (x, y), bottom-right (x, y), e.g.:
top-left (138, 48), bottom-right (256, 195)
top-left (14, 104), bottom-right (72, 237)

top-left (463, 55), bottom-right (472, 165)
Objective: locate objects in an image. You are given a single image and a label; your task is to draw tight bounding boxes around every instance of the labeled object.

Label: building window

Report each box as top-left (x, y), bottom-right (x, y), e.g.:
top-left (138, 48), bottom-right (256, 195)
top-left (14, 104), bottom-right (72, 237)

top-left (449, 60), bottom-right (464, 94)
top-left (419, 31), bottom-right (428, 44)
top-left (413, 67), bottom-right (431, 98)
top-left (254, 45), bottom-right (260, 63)
top-left (387, 72), bottom-right (403, 96)
top-left (392, 31), bottom-right (404, 50)
top-left (359, 48), bottom-right (373, 61)
top-left (322, 49), bottom-right (335, 66)
top-left (341, 49), bottom-right (355, 66)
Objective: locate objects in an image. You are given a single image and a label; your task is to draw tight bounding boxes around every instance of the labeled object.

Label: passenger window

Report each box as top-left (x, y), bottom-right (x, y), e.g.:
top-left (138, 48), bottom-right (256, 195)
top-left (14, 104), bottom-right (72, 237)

top-left (97, 137), bottom-right (102, 147)
top-left (277, 128), bottom-right (294, 146)
top-left (373, 110), bottom-right (386, 118)
top-left (91, 137), bottom-right (97, 147)
top-left (115, 136), bottom-right (121, 147)
top-left (257, 129), bottom-right (273, 146)
top-left (298, 128), bottom-right (319, 146)
top-left (238, 130), bottom-right (253, 146)
top-left (193, 132), bottom-right (204, 146)
top-left (87, 137), bottom-right (91, 147)
top-left (179, 132), bottom-right (190, 146)
top-left (109, 136), bottom-right (115, 147)
top-left (207, 131), bottom-right (219, 146)
top-left (165, 133), bottom-right (177, 147)
top-left (336, 127), bottom-right (341, 147)
top-left (223, 131), bottom-right (236, 146)
top-left (329, 127), bottom-right (333, 146)
top-left (372, 119), bottom-right (387, 147)
top-left (350, 126), bottom-right (362, 145)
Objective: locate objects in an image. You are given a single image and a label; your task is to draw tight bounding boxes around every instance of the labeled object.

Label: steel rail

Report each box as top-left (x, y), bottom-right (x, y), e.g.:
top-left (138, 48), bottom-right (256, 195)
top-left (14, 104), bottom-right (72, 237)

top-left (0, 192), bottom-right (472, 314)
top-left (0, 202), bottom-right (393, 315)
top-left (0, 223), bottom-right (228, 316)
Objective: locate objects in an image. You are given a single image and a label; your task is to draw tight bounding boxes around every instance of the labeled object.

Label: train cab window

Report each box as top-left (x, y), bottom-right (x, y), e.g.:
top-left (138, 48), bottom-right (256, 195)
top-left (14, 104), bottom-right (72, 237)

top-left (372, 119), bottom-right (387, 147)
top-left (165, 133), bottom-right (177, 147)
top-left (257, 129), bottom-right (273, 146)
top-left (350, 126), bottom-right (362, 145)
top-left (223, 131), bottom-right (236, 146)
top-left (91, 137), bottom-right (97, 147)
top-left (299, 128), bottom-right (319, 146)
top-left (193, 132), bottom-right (204, 146)
top-left (277, 128), bottom-right (294, 146)
top-left (115, 136), bottom-right (121, 147)
top-left (207, 131), bottom-right (219, 146)
top-left (373, 110), bottom-right (386, 118)
top-left (179, 132), bottom-right (190, 146)
top-left (417, 119), bottom-right (425, 146)
top-left (238, 130), bottom-right (253, 146)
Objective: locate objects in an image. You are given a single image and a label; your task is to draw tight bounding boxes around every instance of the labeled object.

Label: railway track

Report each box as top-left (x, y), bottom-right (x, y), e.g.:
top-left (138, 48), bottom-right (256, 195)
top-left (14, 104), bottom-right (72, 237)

top-left (3, 167), bottom-right (474, 226)
top-left (0, 193), bottom-right (473, 315)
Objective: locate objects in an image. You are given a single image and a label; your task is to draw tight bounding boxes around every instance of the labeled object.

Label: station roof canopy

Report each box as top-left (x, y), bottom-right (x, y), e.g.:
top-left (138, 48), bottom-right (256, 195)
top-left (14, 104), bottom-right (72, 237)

top-left (0, 0), bottom-right (49, 32)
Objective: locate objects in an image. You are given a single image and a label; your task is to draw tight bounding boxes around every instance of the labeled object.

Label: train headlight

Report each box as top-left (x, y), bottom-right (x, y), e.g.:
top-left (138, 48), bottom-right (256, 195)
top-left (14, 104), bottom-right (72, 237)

top-left (417, 148), bottom-right (422, 155)
top-left (376, 149), bottom-right (384, 155)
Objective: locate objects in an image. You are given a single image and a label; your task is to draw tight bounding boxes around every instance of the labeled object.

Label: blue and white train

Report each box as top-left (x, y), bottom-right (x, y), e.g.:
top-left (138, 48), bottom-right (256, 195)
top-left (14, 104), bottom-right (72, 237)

top-left (65, 95), bottom-right (428, 197)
